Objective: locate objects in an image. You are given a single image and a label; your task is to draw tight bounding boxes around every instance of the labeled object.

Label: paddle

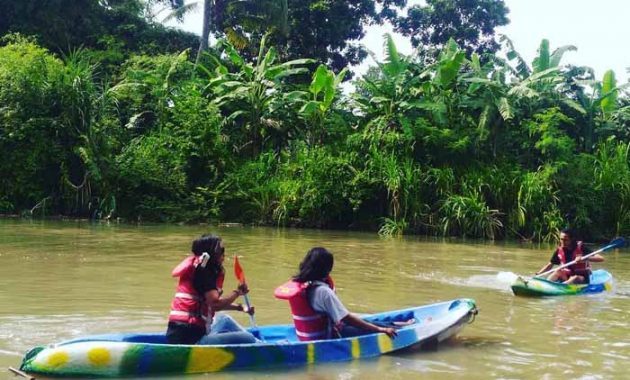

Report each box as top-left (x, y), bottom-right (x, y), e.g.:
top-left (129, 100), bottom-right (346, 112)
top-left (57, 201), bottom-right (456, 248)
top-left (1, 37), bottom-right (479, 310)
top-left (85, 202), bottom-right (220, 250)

top-left (535, 237), bottom-right (625, 278)
top-left (233, 255), bottom-right (258, 329)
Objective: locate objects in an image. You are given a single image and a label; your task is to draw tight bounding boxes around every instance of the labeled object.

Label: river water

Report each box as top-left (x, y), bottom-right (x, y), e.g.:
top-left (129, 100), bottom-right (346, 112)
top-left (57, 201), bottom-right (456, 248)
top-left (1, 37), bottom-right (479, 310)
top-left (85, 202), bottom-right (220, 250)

top-left (1, 219), bottom-right (629, 379)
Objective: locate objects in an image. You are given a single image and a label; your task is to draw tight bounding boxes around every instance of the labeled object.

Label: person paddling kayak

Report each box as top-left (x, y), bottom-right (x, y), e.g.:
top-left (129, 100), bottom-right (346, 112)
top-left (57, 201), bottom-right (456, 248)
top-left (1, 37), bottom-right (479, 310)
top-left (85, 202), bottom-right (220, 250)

top-left (535, 228), bottom-right (604, 284)
top-left (166, 234), bottom-right (257, 345)
top-left (275, 247), bottom-right (397, 341)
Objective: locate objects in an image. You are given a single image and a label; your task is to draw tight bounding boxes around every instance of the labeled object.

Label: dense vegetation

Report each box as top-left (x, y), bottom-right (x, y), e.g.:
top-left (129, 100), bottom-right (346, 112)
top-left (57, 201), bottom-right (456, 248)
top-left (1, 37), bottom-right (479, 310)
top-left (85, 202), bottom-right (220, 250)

top-left (1, 0), bottom-right (629, 242)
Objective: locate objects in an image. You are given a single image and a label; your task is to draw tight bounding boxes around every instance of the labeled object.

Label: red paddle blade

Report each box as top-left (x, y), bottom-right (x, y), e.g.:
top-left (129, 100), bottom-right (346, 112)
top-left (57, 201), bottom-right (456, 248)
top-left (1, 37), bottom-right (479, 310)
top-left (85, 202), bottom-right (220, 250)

top-left (234, 255), bottom-right (246, 284)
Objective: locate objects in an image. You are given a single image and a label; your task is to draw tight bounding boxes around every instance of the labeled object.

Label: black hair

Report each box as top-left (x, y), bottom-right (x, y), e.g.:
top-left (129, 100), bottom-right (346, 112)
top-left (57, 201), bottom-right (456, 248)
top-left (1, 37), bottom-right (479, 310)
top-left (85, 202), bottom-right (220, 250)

top-left (293, 247), bottom-right (334, 283)
top-left (191, 234), bottom-right (224, 271)
top-left (191, 234), bottom-right (223, 256)
top-left (561, 228), bottom-right (575, 240)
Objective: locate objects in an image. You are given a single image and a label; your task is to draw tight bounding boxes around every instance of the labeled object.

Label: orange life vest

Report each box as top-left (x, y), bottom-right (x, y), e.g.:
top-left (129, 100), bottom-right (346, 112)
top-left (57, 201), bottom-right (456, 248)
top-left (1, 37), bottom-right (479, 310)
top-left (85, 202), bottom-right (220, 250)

top-left (168, 255), bottom-right (225, 330)
top-left (557, 241), bottom-right (591, 275)
top-left (274, 277), bottom-right (335, 341)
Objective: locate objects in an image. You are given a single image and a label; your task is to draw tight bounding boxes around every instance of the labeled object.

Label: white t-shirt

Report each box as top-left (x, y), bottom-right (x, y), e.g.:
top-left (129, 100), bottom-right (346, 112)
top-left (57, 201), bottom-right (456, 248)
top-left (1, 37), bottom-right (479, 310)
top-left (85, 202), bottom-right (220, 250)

top-left (308, 282), bottom-right (349, 324)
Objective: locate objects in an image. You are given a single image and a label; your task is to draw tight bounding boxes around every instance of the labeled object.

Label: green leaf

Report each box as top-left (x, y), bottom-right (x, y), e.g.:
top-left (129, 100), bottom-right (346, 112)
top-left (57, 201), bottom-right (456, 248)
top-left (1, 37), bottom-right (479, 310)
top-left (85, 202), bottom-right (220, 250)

top-left (299, 101), bottom-right (321, 116)
top-left (310, 64), bottom-right (332, 98)
top-left (498, 97), bottom-right (513, 120)
top-left (549, 44), bottom-right (577, 68)
top-left (284, 90), bottom-right (308, 101)
top-left (600, 69), bottom-right (618, 115)
top-left (533, 39), bottom-right (550, 73)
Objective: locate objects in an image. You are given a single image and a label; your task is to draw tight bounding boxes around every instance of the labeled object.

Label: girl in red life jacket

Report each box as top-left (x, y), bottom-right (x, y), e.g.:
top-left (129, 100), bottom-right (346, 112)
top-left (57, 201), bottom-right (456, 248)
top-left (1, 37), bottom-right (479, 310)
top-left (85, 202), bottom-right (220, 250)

top-left (535, 228), bottom-right (604, 284)
top-left (275, 247), bottom-right (397, 341)
top-left (166, 234), bottom-right (257, 345)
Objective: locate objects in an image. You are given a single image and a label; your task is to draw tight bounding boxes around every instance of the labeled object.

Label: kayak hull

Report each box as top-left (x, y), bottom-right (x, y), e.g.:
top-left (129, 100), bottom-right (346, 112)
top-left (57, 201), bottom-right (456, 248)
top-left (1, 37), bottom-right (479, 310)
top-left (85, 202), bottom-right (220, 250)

top-left (511, 269), bottom-right (613, 297)
top-left (20, 299), bottom-right (477, 377)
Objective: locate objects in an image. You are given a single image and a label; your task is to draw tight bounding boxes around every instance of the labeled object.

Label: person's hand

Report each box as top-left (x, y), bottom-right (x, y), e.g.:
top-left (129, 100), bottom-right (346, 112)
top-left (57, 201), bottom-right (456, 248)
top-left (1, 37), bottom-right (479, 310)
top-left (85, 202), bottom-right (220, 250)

top-left (379, 327), bottom-right (397, 338)
top-left (237, 283), bottom-right (249, 295)
top-left (575, 256), bottom-right (583, 263)
top-left (243, 305), bottom-right (255, 315)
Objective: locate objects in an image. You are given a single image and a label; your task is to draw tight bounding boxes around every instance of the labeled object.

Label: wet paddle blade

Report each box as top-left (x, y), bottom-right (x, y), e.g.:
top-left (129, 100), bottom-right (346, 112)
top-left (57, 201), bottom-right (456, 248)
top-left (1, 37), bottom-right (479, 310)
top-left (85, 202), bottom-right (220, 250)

top-left (234, 255), bottom-right (246, 284)
top-left (608, 237), bottom-right (625, 249)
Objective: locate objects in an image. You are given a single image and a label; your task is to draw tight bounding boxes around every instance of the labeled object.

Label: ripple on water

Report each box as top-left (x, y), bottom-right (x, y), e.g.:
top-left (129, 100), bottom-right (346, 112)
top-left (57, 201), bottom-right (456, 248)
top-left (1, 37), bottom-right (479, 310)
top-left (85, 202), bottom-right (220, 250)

top-left (0, 311), bottom-right (164, 354)
top-left (413, 272), bottom-right (515, 292)
top-left (389, 357), bottom-right (462, 374)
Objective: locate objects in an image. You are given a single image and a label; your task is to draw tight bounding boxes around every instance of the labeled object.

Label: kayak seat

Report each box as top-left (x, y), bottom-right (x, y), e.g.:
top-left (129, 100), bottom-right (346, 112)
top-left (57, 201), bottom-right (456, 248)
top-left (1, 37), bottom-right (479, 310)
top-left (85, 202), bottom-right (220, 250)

top-left (368, 311), bottom-right (416, 327)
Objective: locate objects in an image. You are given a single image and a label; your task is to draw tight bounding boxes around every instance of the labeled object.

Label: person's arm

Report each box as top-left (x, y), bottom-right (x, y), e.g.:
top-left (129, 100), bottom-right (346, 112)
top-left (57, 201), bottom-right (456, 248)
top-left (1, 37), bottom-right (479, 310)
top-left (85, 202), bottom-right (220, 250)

top-left (579, 253), bottom-right (604, 263)
top-left (205, 284), bottom-right (253, 313)
top-left (312, 286), bottom-right (396, 338)
top-left (342, 313), bottom-right (397, 338)
top-left (537, 249), bottom-right (561, 275)
top-left (535, 262), bottom-right (553, 275)
top-left (589, 254), bottom-right (605, 262)
top-left (580, 246), bottom-right (604, 262)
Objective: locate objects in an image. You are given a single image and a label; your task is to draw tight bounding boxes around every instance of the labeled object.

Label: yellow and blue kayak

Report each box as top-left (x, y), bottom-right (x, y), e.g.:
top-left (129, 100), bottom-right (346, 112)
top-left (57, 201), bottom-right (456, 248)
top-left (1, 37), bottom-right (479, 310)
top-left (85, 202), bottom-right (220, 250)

top-left (511, 269), bottom-right (613, 297)
top-left (19, 299), bottom-right (477, 378)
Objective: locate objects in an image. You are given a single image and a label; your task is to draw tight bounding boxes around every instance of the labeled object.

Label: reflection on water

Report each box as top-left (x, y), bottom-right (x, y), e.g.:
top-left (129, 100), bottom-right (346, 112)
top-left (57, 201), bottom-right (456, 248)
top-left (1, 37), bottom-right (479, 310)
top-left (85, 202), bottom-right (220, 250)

top-left (1, 219), bottom-right (629, 379)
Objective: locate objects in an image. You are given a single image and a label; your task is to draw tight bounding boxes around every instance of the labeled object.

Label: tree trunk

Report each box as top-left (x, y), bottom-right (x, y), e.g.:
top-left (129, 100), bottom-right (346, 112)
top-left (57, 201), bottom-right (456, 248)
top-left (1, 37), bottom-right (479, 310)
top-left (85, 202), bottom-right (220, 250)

top-left (196, 0), bottom-right (212, 64)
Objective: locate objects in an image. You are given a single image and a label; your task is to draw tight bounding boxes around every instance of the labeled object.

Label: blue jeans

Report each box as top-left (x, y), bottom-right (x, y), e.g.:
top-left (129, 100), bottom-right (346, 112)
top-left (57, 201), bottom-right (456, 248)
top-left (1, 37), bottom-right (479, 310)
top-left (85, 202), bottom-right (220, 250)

top-left (196, 314), bottom-right (258, 345)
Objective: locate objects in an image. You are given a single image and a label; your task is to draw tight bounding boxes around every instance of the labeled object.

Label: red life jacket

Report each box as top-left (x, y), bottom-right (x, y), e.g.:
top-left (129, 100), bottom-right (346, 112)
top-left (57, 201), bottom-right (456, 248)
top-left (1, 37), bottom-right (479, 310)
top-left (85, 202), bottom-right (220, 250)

top-left (557, 241), bottom-right (591, 274)
top-left (274, 277), bottom-right (335, 341)
top-left (168, 255), bottom-right (225, 330)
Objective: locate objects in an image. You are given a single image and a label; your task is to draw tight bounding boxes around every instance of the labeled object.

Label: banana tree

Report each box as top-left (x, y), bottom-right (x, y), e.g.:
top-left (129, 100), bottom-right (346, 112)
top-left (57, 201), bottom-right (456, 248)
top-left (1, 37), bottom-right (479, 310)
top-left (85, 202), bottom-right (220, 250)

top-left (353, 34), bottom-right (445, 138)
top-left (294, 64), bottom-right (348, 145)
top-left (506, 38), bottom-right (584, 116)
top-left (462, 52), bottom-right (514, 156)
top-left (571, 69), bottom-right (630, 150)
top-left (206, 35), bottom-right (312, 156)
top-left (408, 38), bottom-right (470, 132)
top-left (353, 34), bottom-right (414, 125)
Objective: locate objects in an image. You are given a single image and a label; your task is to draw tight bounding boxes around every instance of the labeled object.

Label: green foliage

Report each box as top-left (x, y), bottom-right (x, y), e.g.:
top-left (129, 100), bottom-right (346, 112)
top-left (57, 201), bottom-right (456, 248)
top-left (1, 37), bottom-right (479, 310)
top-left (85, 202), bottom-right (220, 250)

top-left (224, 145), bottom-right (359, 227)
top-left (205, 36), bottom-right (313, 156)
top-left (223, 152), bottom-right (280, 224)
top-left (3, 30), bottom-right (630, 241)
top-left (0, 0), bottom-right (197, 62)
top-left (295, 64), bottom-right (348, 145)
top-left (439, 192), bottom-right (502, 239)
top-left (525, 108), bottom-right (575, 163)
top-left (513, 165), bottom-right (561, 241)
top-left (274, 145), bottom-right (359, 227)
top-left (600, 70), bottom-right (618, 117)
top-left (378, 217), bottom-right (408, 237)
top-left (0, 36), bottom-right (116, 216)
top-left (592, 139), bottom-right (630, 236)
top-left (168, 0), bottom-right (406, 72)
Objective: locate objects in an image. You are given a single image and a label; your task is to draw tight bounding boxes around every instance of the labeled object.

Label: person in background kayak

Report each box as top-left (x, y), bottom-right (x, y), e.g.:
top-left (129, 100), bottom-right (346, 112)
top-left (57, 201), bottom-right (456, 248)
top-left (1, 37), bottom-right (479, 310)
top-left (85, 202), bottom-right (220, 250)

top-left (275, 247), bottom-right (397, 341)
top-left (166, 234), bottom-right (257, 345)
top-left (535, 228), bottom-right (604, 284)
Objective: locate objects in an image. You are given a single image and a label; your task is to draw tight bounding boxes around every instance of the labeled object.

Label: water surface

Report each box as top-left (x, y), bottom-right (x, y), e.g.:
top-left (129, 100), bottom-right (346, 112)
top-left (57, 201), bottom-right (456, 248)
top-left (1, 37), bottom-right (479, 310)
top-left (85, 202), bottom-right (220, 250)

top-left (1, 219), bottom-right (628, 379)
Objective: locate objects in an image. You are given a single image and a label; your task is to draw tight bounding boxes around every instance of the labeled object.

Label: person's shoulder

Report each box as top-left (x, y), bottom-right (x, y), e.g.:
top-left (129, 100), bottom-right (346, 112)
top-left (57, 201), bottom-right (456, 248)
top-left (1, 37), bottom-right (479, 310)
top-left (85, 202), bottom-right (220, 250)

top-left (311, 282), bottom-right (335, 296)
top-left (311, 281), bottom-right (332, 290)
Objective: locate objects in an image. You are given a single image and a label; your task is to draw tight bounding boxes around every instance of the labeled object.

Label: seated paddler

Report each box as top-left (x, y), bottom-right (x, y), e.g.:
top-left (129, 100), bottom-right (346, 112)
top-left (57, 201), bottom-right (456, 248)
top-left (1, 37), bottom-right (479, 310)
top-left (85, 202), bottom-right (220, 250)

top-left (535, 228), bottom-right (604, 284)
top-left (166, 233), bottom-right (258, 345)
top-left (275, 247), bottom-right (397, 341)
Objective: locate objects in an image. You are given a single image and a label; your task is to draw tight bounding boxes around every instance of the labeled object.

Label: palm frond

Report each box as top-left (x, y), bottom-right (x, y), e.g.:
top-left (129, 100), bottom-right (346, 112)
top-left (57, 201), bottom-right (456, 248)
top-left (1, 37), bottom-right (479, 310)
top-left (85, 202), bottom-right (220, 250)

top-left (161, 2), bottom-right (200, 24)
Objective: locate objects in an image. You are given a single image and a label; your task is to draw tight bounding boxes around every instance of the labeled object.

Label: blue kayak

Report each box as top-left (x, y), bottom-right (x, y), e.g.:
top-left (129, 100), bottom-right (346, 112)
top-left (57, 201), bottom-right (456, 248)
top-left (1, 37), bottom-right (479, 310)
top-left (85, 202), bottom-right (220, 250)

top-left (20, 299), bottom-right (477, 377)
